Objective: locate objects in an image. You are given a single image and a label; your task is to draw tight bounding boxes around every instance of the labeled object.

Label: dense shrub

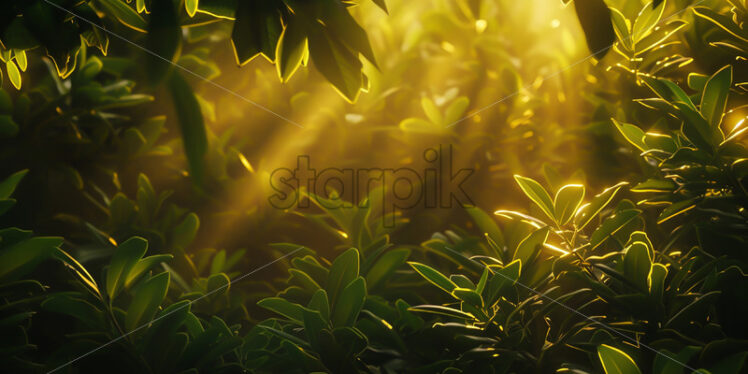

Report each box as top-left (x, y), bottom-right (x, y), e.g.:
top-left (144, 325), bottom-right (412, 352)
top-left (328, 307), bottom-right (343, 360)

top-left (0, 0), bottom-right (746, 373)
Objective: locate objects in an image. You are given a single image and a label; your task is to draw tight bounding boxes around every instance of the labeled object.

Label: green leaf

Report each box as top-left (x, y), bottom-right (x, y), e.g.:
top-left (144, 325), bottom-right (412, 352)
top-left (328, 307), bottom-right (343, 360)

top-left (700, 65), bottom-right (732, 128)
top-left (258, 325), bottom-right (312, 350)
top-left (465, 205), bottom-right (506, 249)
top-left (168, 72), bottom-right (207, 182)
top-left (206, 272), bottom-right (230, 295)
top-left (365, 248), bottom-right (410, 290)
top-left (409, 262), bottom-right (457, 294)
top-left (0, 236), bottom-right (62, 282)
top-left (231, 0), bottom-right (282, 64)
top-left (125, 271), bottom-right (170, 331)
top-left (308, 25), bottom-right (363, 102)
top-left (641, 76), bottom-right (696, 110)
top-left (707, 351), bottom-right (748, 374)
top-left (542, 163), bottom-right (564, 192)
top-left (76, 3), bottom-right (110, 55)
top-left (673, 102), bottom-right (716, 151)
top-left (688, 73), bottom-right (709, 92)
top-left (317, 1), bottom-right (378, 68)
top-left (145, 0), bottom-right (182, 84)
top-left (449, 274), bottom-right (474, 289)
top-left (96, 0), bottom-right (148, 32)
top-left (514, 175), bottom-right (555, 222)
top-left (653, 346), bottom-right (700, 374)
top-left (126, 254), bottom-right (173, 288)
top-left (196, 0), bottom-right (235, 18)
top-left (399, 117), bottom-right (442, 134)
top-left (290, 268), bottom-right (322, 292)
top-left (307, 289), bottom-right (330, 321)
top-left (77, 56), bottom-right (104, 82)
top-left (421, 97), bottom-right (443, 125)
top-left (632, 0), bottom-right (665, 43)
top-left (665, 291), bottom-right (721, 328)
top-left (106, 237), bottom-right (148, 300)
top-left (185, 0), bottom-right (199, 17)
top-left (484, 259), bottom-right (521, 306)
top-left (173, 212), bottom-right (199, 249)
top-left (513, 227), bottom-right (550, 265)
top-left (443, 97), bottom-right (470, 125)
top-left (53, 248), bottom-right (101, 296)
top-left (0, 169), bottom-right (28, 199)
top-left (408, 305), bottom-right (476, 320)
top-left (421, 240), bottom-right (484, 274)
top-left (475, 267), bottom-right (490, 294)
top-left (693, 7), bottom-right (748, 43)
top-left (631, 178), bottom-right (677, 192)
top-left (633, 19), bottom-right (687, 56)
top-left (554, 184), bottom-right (585, 225)
top-left (276, 19), bottom-right (308, 82)
top-left (210, 250), bottom-right (226, 275)
top-left (648, 263), bottom-right (667, 299)
top-left (643, 133), bottom-right (677, 153)
top-left (452, 287), bottom-right (483, 307)
top-left (258, 297), bottom-right (306, 324)
top-left (41, 295), bottom-right (103, 329)
top-left (573, 0), bottom-right (616, 58)
top-left (610, 7), bottom-right (632, 51)
top-left (612, 119), bottom-right (646, 152)
top-left (302, 308), bottom-right (327, 350)
top-left (623, 242), bottom-right (652, 290)
top-left (597, 344), bottom-right (642, 374)
top-left (590, 209), bottom-right (641, 251)
top-left (14, 50), bottom-right (27, 72)
top-left (331, 276), bottom-right (366, 327)
top-left (657, 197), bottom-right (699, 224)
top-left (292, 256), bottom-right (329, 286)
top-left (6, 60), bottom-right (21, 89)
top-left (326, 248), bottom-right (359, 306)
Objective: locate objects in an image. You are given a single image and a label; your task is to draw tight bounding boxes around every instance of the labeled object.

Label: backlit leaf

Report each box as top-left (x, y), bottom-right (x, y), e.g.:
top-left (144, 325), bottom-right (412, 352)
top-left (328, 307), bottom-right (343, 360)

top-left (168, 72), bottom-right (207, 182)
top-left (185, 0), bottom-right (199, 17)
top-left (700, 65), bottom-right (732, 128)
top-left (514, 175), bottom-right (555, 222)
top-left (573, 0), bottom-right (616, 58)
top-left (513, 227), bottom-right (550, 265)
top-left (326, 248), bottom-right (359, 305)
top-left (6, 60), bottom-right (21, 89)
top-left (597, 344), bottom-right (642, 374)
top-left (231, 0), bottom-right (282, 64)
top-left (331, 276), bottom-right (366, 327)
top-left (106, 237), bottom-right (148, 300)
top-left (623, 242), bottom-right (652, 290)
top-left (97, 0), bottom-right (147, 32)
top-left (258, 297), bottom-right (306, 324)
top-left (554, 184), bottom-right (585, 225)
top-left (409, 262), bottom-right (457, 294)
top-left (632, 1), bottom-right (665, 43)
top-left (125, 272), bottom-right (170, 331)
top-left (276, 20), bottom-right (308, 82)
top-left (0, 169), bottom-right (28, 199)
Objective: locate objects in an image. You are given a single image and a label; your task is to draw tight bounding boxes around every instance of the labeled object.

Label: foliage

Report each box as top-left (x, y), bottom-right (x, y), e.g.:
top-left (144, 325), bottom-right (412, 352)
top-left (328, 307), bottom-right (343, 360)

top-left (0, 0), bottom-right (746, 373)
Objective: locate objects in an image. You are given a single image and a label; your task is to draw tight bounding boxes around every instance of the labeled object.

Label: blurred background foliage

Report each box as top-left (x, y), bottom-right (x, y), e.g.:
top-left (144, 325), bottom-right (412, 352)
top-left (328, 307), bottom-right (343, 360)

top-left (0, 0), bottom-right (746, 373)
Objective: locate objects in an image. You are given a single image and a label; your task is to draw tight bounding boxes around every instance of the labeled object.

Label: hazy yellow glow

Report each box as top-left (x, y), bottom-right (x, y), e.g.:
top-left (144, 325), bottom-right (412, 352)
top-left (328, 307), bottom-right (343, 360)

top-left (182, 0), bottom-right (593, 246)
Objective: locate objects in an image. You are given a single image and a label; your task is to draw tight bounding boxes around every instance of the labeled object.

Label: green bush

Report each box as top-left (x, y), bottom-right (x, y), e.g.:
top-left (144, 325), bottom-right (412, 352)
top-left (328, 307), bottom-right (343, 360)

top-left (0, 0), bottom-right (746, 373)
